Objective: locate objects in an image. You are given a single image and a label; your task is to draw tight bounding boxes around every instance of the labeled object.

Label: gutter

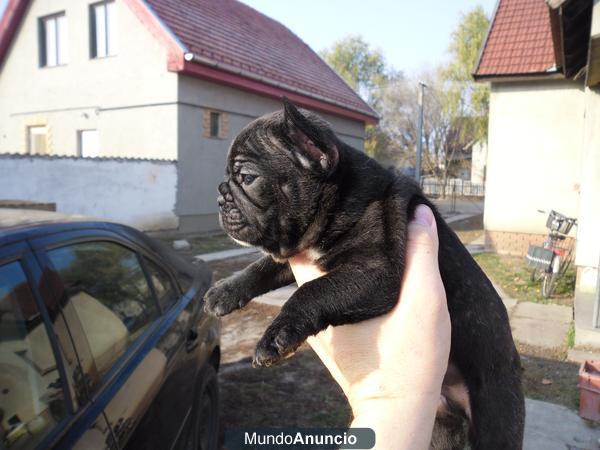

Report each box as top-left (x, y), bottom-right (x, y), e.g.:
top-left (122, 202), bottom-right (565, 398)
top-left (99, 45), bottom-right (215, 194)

top-left (473, 68), bottom-right (563, 83)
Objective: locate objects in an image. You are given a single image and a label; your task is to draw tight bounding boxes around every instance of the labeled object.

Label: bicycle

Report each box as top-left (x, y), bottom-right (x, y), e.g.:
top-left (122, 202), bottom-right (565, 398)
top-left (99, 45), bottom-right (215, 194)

top-left (526, 210), bottom-right (577, 298)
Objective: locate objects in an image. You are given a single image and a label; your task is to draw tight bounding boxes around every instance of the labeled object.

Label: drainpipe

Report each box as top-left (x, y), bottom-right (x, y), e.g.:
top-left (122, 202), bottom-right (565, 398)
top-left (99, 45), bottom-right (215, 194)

top-left (415, 81), bottom-right (427, 185)
top-left (593, 255), bottom-right (600, 328)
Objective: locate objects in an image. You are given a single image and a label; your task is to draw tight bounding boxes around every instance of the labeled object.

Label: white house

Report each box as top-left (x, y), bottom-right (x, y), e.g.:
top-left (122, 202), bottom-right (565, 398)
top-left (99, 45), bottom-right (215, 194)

top-left (474, 0), bottom-right (600, 346)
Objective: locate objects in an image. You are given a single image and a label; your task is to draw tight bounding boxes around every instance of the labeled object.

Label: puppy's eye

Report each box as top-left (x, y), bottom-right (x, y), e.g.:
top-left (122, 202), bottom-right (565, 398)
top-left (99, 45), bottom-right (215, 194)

top-left (241, 174), bottom-right (257, 185)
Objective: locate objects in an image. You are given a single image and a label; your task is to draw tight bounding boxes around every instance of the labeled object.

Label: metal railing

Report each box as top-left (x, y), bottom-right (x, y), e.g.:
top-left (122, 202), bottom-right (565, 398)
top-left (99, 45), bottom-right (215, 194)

top-left (421, 180), bottom-right (485, 197)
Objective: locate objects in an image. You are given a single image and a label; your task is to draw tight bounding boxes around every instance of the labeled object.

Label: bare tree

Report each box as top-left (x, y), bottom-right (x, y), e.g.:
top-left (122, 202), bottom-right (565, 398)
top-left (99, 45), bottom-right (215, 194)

top-left (376, 73), bottom-right (475, 195)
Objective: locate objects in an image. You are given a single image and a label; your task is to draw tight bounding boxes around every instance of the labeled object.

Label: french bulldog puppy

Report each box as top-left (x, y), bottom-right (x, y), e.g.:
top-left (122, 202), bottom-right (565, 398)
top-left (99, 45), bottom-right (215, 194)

top-left (204, 99), bottom-right (524, 450)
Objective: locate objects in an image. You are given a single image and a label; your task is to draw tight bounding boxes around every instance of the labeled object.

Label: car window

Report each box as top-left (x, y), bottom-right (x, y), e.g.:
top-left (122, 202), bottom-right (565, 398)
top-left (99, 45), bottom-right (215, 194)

top-left (47, 241), bottom-right (160, 383)
top-left (144, 258), bottom-right (178, 310)
top-left (0, 261), bottom-right (68, 449)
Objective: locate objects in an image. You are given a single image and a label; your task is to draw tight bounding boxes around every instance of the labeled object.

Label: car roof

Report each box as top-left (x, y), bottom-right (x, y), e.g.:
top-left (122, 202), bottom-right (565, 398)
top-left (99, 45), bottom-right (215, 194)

top-left (0, 209), bottom-right (212, 308)
top-left (0, 208), bottom-right (128, 246)
top-left (0, 208), bottom-right (104, 229)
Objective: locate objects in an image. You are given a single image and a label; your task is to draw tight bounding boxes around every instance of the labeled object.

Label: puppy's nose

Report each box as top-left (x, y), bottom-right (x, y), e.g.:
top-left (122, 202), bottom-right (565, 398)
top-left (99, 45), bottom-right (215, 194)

top-left (218, 182), bottom-right (230, 196)
top-left (217, 195), bottom-right (226, 207)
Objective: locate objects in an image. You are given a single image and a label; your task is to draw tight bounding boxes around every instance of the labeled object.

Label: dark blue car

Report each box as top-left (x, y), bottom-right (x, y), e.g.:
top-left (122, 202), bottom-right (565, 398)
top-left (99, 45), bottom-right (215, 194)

top-left (0, 210), bottom-right (220, 450)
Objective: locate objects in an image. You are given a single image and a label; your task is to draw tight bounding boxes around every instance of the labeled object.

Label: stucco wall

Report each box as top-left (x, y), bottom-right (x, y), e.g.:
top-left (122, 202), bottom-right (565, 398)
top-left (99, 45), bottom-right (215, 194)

top-left (576, 84), bottom-right (600, 284)
top-left (0, 155), bottom-right (178, 230)
top-left (471, 141), bottom-right (487, 185)
top-left (484, 80), bottom-right (584, 238)
top-left (0, 0), bottom-right (178, 159)
top-left (176, 76), bottom-right (367, 232)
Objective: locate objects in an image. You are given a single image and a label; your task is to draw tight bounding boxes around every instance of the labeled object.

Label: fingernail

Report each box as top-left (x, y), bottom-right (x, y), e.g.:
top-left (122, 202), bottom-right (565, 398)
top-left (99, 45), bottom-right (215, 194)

top-left (413, 204), bottom-right (434, 227)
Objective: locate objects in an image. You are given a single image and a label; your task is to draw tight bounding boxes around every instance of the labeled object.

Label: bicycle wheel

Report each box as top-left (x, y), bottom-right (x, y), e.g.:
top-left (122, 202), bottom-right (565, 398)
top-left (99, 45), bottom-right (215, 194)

top-left (530, 268), bottom-right (543, 282)
top-left (542, 272), bottom-right (558, 298)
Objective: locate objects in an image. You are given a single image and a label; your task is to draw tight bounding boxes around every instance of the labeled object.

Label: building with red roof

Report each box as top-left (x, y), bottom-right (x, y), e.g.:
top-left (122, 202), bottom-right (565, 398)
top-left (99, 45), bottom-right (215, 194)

top-left (0, 0), bottom-right (376, 232)
top-left (474, 0), bottom-right (600, 347)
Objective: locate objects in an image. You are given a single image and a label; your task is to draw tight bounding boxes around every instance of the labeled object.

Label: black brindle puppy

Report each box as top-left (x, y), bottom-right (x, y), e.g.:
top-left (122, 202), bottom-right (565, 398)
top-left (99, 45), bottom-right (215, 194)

top-left (204, 100), bottom-right (524, 449)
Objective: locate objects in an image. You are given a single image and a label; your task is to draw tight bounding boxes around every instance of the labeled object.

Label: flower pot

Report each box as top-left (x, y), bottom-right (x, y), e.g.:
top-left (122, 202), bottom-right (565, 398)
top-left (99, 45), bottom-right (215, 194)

top-left (578, 360), bottom-right (600, 421)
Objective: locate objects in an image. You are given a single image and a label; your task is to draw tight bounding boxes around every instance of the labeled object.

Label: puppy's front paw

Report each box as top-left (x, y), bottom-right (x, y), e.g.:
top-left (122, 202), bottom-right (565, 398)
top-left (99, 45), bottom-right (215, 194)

top-left (203, 278), bottom-right (248, 317)
top-left (253, 322), bottom-right (305, 367)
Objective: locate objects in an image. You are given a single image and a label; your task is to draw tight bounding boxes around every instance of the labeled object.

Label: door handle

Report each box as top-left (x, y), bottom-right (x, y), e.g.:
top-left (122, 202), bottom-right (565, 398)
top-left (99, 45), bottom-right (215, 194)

top-left (185, 329), bottom-right (199, 353)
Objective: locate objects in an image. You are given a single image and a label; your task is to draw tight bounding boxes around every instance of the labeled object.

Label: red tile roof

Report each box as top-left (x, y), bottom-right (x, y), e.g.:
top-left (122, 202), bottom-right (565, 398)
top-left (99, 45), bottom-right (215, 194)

top-left (145, 0), bottom-right (377, 120)
top-left (474, 0), bottom-right (558, 78)
top-left (0, 0), bottom-right (377, 123)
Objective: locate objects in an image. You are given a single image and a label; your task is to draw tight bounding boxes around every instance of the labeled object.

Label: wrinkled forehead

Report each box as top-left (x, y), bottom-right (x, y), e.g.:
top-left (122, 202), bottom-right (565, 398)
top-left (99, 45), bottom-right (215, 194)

top-left (227, 111), bottom-right (288, 163)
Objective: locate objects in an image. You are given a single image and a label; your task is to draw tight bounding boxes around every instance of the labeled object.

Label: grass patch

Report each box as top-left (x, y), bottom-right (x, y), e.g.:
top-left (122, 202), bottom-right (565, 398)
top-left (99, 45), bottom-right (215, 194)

top-left (566, 323), bottom-right (575, 349)
top-left (473, 252), bottom-right (575, 306)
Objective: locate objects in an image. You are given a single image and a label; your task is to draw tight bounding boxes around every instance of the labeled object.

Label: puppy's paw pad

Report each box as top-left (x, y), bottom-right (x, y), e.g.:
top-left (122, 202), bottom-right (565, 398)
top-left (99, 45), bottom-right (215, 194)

top-left (203, 279), bottom-right (246, 317)
top-left (252, 344), bottom-right (279, 368)
top-left (253, 325), bottom-right (304, 367)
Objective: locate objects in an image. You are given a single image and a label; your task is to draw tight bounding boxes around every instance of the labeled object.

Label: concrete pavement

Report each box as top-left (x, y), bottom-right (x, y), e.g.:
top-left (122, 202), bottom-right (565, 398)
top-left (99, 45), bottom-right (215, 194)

top-left (525, 398), bottom-right (599, 450)
top-left (195, 246), bottom-right (259, 262)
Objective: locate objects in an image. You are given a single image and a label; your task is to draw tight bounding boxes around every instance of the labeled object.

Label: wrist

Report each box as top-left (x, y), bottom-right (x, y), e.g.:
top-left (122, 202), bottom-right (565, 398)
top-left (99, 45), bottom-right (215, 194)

top-left (351, 395), bottom-right (440, 450)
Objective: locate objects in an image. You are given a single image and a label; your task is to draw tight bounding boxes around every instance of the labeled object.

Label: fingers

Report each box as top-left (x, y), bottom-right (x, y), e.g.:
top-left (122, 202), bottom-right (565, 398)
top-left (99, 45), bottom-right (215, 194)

top-left (393, 204), bottom-right (447, 322)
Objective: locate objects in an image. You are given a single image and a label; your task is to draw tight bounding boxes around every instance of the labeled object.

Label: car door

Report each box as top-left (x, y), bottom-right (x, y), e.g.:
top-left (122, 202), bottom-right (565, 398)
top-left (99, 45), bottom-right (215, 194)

top-left (0, 240), bottom-right (116, 450)
top-left (33, 229), bottom-right (204, 449)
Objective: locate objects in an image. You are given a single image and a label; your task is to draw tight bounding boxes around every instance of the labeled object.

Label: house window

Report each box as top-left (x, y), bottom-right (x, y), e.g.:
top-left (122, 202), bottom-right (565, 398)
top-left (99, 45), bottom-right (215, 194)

top-left (78, 129), bottom-right (99, 157)
top-left (39, 13), bottom-right (69, 67)
top-left (210, 112), bottom-right (220, 137)
top-left (28, 126), bottom-right (48, 154)
top-left (90, 1), bottom-right (117, 58)
top-left (203, 110), bottom-right (228, 139)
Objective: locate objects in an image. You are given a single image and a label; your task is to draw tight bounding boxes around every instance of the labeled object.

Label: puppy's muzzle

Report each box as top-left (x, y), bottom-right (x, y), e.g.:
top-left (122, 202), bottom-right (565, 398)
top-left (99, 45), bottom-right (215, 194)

top-left (218, 182), bottom-right (244, 224)
top-left (217, 182), bottom-right (234, 208)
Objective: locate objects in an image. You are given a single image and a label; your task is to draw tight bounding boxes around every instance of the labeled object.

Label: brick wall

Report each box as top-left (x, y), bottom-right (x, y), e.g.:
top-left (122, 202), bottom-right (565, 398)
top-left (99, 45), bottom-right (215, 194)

top-left (485, 230), bottom-right (575, 257)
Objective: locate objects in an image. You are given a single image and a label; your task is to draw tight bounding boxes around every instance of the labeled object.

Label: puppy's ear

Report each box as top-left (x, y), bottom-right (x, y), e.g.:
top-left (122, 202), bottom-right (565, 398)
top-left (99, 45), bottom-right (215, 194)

top-left (282, 98), bottom-right (339, 175)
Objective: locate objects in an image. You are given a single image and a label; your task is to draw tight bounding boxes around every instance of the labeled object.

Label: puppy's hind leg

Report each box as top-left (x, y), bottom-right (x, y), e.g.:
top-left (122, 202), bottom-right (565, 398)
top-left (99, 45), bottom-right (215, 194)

top-left (204, 256), bottom-right (294, 316)
top-left (467, 369), bottom-right (524, 450)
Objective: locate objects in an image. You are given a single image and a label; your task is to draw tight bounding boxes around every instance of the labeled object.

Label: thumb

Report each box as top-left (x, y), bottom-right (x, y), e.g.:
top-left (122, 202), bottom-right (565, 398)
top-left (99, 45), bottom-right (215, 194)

top-left (405, 204), bottom-right (439, 269)
top-left (391, 204), bottom-right (446, 328)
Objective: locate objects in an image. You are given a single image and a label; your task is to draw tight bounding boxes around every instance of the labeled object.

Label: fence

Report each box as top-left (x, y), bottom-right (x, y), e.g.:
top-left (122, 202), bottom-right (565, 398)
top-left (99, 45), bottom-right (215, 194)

top-left (0, 154), bottom-right (178, 231)
top-left (421, 179), bottom-right (485, 197)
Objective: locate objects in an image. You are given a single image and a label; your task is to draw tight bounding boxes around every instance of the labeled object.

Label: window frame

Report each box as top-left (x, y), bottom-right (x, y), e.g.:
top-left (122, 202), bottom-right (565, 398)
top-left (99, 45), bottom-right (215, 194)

top-left (89, 0), bottom-right (117, 59)
top-left (140, 256), bottom-right (180, 312)
top-left (77, 129), bottom-right (99, 157)
top-left (0, 243), bottom-right (76, 448)
top-left (38, 11), bottom-right (68, 68)
top-left (30, 230), bottom-right (185, 399)
top-left (27, 124), bottom-right (48, 154)
top-left (209, 111), bottom-right (220, 138)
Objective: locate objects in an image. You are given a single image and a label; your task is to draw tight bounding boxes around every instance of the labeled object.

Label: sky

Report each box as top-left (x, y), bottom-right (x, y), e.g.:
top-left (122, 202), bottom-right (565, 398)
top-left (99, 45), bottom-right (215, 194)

top-left (239, 0), bottom-right (497, 75)
top-left (0, 0), bottom-right (497, 75)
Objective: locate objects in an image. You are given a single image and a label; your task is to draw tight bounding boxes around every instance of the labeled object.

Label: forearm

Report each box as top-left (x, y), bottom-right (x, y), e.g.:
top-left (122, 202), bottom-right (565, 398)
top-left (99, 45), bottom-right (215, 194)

top-left (351, 394), bottom-right (440, 450)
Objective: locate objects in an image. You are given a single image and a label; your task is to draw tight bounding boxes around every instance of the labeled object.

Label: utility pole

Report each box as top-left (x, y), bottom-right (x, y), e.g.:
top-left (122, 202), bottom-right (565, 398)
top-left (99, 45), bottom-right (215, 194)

top-left (415, 81), bottom-right (427, 186)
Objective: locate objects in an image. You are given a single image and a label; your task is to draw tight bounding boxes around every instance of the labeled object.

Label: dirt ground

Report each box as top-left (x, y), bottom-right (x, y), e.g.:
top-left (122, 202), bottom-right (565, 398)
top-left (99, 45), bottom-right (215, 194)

top-left (205, 212), bottom-right (587, 445)
top-left (215, 301), bottom-right (351, 443)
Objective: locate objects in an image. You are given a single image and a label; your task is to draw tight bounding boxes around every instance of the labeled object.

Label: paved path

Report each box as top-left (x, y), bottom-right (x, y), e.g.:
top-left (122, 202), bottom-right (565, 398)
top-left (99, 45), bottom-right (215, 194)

top-left (195, 247), bottom-right (259, 262)
top-left (434, 197), bottom-right (484, 218)
top-left (525, 398), bottom-right (599, 449)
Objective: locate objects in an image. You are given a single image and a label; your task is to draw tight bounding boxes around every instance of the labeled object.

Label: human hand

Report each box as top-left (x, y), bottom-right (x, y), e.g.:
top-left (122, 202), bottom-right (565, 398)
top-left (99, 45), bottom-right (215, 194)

top-left (288, 204), bottom-right (450, 449)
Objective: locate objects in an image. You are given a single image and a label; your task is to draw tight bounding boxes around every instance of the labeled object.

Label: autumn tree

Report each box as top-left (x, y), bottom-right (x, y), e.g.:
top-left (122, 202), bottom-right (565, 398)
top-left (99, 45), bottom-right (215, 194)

top-left (320, 36), bottom-right (401, 162)
top-left (440, 6), bottom-right (490, 142)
